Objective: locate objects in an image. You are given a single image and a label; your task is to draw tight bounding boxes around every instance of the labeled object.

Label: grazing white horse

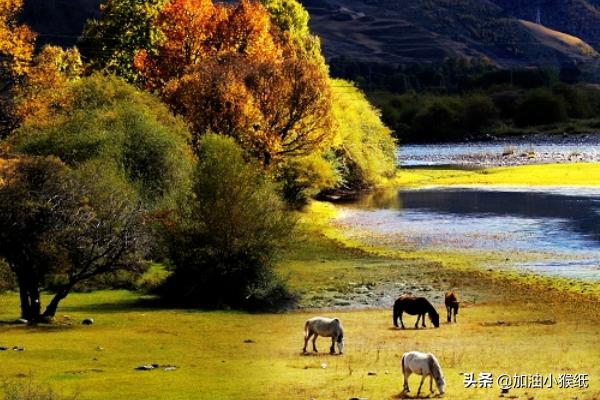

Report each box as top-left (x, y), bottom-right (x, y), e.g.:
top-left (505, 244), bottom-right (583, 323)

top-left (303, 317), bottom-right (344, 355)
top-left (401, 351), bottom-right (445, 396)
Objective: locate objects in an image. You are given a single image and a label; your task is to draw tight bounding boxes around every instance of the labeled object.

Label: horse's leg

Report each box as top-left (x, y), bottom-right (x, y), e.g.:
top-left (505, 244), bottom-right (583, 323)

top-left (430, 373), bottom-right (434, 393)
top-left (415, 314), bottom-right (420, 329)
top-left (422, 313), bottom-right (426, 328)
top-left (330, 337), bottom-right (335, 354)
top-left (403, 370), bottom-right (411, 393)
top-left (454, 306), bottom-right (457, 323)
top-left (303, 331), bottom-right (313, 353)
top-left (400, 311), bottom-right (405, 329)
top-left (417, 374), bottom-right (425, 396)
top-left (312, 333), bottom-right (319, 352)
top-left (446, 305), bottom-right (451, 323)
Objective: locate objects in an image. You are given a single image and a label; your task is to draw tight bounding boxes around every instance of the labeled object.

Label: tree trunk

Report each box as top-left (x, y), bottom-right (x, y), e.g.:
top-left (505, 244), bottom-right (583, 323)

top-left (42, 287), bottom-right (70, 319)
top-left (17, 279), bottom-right (31, 321)
top-left (28, 284), bottom-right (41, 322)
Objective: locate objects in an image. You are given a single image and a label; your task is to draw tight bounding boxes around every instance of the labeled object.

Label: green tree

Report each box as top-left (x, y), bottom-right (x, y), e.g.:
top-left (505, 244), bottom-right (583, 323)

top-left (78, 0), bottom-right (167, 81)
top-left (12, 74), bottom-right (192, 208)
top-left (164, 134), bottom-right (296, 310)
top-left (330, 79), bottom-right (396, 188)
top-left (515, 89), bottom-right (568, 127)
top-left (0, 156), bottom-right (148, 321)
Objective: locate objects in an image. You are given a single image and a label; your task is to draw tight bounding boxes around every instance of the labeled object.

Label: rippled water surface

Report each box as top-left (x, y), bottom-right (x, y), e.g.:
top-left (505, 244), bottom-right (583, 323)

top-left (398, 141), bottom-right (600, 166)
top-left (337, 188), bottom-right (600, 280)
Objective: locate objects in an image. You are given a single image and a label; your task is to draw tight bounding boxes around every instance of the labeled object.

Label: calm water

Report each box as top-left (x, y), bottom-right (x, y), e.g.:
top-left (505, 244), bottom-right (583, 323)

top-left (337, 188), bottom-right (600, 280)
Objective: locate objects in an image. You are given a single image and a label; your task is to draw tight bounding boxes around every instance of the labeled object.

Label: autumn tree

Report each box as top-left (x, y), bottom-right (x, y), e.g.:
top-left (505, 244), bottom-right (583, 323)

top-left (0, 0), bottom-right (36, 138)
top-left (135, 0), bottom-right (333, 164)
top-left (0, 156), bottom-right (148, 321)
top-left (14, 46), bottom-right (83, 125)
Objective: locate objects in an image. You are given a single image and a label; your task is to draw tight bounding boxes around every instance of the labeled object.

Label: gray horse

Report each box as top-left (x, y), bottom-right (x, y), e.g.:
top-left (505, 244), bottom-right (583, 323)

top-left (401, 351), bottom-right (446, 396)
top-left (303, 317), bottom-right (344, 354)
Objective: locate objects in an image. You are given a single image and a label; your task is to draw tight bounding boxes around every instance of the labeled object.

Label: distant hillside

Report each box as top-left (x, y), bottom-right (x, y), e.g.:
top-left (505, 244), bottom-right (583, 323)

top-left (491, 0), bottom-right (600, 53)
top-left (300, 0), bottom-right (598, 67)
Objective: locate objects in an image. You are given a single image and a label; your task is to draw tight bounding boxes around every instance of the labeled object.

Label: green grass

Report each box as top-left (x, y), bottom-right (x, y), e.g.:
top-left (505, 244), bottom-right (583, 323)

top-left (0, 164), bottom-right (599, 399)
top-left (0, 289), bottom-right (598, 399)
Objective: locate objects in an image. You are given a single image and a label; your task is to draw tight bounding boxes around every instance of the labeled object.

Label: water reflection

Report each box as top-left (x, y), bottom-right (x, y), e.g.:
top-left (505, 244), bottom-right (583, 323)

top-left (338, 188), bottom-right (600, 280)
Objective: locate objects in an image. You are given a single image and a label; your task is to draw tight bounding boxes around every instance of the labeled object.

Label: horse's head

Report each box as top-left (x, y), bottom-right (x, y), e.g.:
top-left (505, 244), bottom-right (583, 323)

top-left (337, 334), bottom-right (344, 354)
top-left (430, 311), bottom-right (440, 328)
top-left (436, 376), bottom-right (445, 395)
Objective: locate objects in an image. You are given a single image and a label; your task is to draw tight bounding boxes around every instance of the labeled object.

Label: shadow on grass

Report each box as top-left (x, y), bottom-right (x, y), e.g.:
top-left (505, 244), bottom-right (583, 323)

top-left (58, 295), bottom-right (165, 314)
top-left (391, 391), bottom-right (441, 399)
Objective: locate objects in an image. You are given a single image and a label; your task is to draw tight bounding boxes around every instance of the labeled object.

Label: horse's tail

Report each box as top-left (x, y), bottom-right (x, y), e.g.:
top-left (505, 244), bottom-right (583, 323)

top-left (401, 353), bottom-right (406, 374)
top-left (304, 320), bottom-right (310, 340)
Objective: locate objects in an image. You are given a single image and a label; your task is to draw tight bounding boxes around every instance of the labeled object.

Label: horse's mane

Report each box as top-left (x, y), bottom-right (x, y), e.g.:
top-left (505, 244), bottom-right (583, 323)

top-left (428, 353), bottom-right (444, 381)
top-left (426, 300), bottom-right (439, 317)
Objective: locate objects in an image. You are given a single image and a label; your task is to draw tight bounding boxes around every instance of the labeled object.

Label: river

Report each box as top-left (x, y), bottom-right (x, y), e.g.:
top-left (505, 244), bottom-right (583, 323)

top-left (338, 142), bottom-right (600, 280)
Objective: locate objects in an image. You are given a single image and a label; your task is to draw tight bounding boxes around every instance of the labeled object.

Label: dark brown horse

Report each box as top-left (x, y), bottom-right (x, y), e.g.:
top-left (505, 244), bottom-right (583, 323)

top-left (444, 291), bottom-right (459, 323)
top-left (393, 295), bottom-right (440, 329)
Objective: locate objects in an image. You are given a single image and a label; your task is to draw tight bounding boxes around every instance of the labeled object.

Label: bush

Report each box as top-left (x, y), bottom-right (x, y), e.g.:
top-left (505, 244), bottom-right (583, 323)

top-left (3, 376), bottom-right (77, 400)
top-left (163, 134), bottom-right (296, 310)
top-left (12, 74), bottom-right (193, 208)
top-left (515, 89), bottom-right (568, 127)
top-left (413, 97), bottom-right (463, 141)
top-left (463, 94), bottom-right (498, 132)
top-left (331, 80), bottom-right (396, 189)
top-left (276, 153), bottom-right (339, 208)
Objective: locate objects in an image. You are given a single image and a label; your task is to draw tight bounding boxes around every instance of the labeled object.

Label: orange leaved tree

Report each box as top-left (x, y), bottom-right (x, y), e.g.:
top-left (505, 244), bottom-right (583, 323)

top-left (135, 0), bottom-right (333, 165)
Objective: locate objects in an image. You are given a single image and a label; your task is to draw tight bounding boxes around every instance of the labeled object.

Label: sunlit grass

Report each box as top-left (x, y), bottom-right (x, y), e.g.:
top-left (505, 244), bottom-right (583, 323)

top-left (393, 163), bottom-right (600, 187)
top-left (0, 290), bottom-right (597, 399)
top-left (0, 164), bottom-right (599, 399)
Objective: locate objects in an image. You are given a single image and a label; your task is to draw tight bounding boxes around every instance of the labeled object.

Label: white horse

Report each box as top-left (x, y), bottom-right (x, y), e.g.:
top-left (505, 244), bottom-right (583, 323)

top-left (401, 351), bottom-right (445, 396)
top-left (303, 317), bottom-right (344, 355)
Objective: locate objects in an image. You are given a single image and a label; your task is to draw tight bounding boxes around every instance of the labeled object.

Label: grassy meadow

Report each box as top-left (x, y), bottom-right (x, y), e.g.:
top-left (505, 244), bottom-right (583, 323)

top-left (0, 164), bottom-right (599, 399)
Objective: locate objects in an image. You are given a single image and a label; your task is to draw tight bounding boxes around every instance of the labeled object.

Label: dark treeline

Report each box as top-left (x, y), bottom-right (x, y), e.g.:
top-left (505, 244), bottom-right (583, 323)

top-left (330, 57), bottom-right (600, 142)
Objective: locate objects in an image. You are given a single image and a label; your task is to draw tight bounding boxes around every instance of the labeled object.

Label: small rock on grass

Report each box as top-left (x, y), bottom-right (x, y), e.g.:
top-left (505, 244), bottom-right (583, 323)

top-left (135, 364), bottom-right (158, 371)
top-left (243, 339), bottom-right (255, 344)
top-left (82, 318), bottom-right (94, 325)
top-left (135, 364), bottom-right (178, 371)
top-left (367, 371), bottom-right (376, 376)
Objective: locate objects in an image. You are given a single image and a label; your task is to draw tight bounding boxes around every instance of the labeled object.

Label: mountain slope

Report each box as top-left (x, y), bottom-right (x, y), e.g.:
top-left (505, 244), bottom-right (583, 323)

top-left (301, 0), bottom-right (598, 66)
top-left (491, 0), bottom-right (600, 52)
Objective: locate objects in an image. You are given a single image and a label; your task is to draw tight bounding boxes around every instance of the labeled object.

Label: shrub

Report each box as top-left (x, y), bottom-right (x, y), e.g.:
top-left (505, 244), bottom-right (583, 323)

top-left (413, 97), bottom-right (463, 141)
top-left (515, 89), bottom-right (568, 127)
top-left (12, 74), bottom-right (193, 209)
top-left (331, 80), bottom-right (396, 189)
top-left (163, 134), bottom-right (296, 310)
top-left (276, 153), bottom-right (339, 209)
top-left (463, 94), bottom-right (498, 132)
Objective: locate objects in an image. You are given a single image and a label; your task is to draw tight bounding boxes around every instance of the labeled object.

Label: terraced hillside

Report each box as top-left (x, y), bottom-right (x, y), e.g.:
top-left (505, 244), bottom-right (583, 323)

top-left (301, 0), bottom-right (598, 66)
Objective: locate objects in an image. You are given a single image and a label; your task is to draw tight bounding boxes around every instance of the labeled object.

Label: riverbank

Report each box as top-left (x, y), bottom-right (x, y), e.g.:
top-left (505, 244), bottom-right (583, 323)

top-left (393, 163), bottom-right (600, 187)
top-left (398, 135), bottom-right (600, 166)
top-left (0, 164), bottom-right (598, 399)
top-left (0, 201), bottom-right (598, 399)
